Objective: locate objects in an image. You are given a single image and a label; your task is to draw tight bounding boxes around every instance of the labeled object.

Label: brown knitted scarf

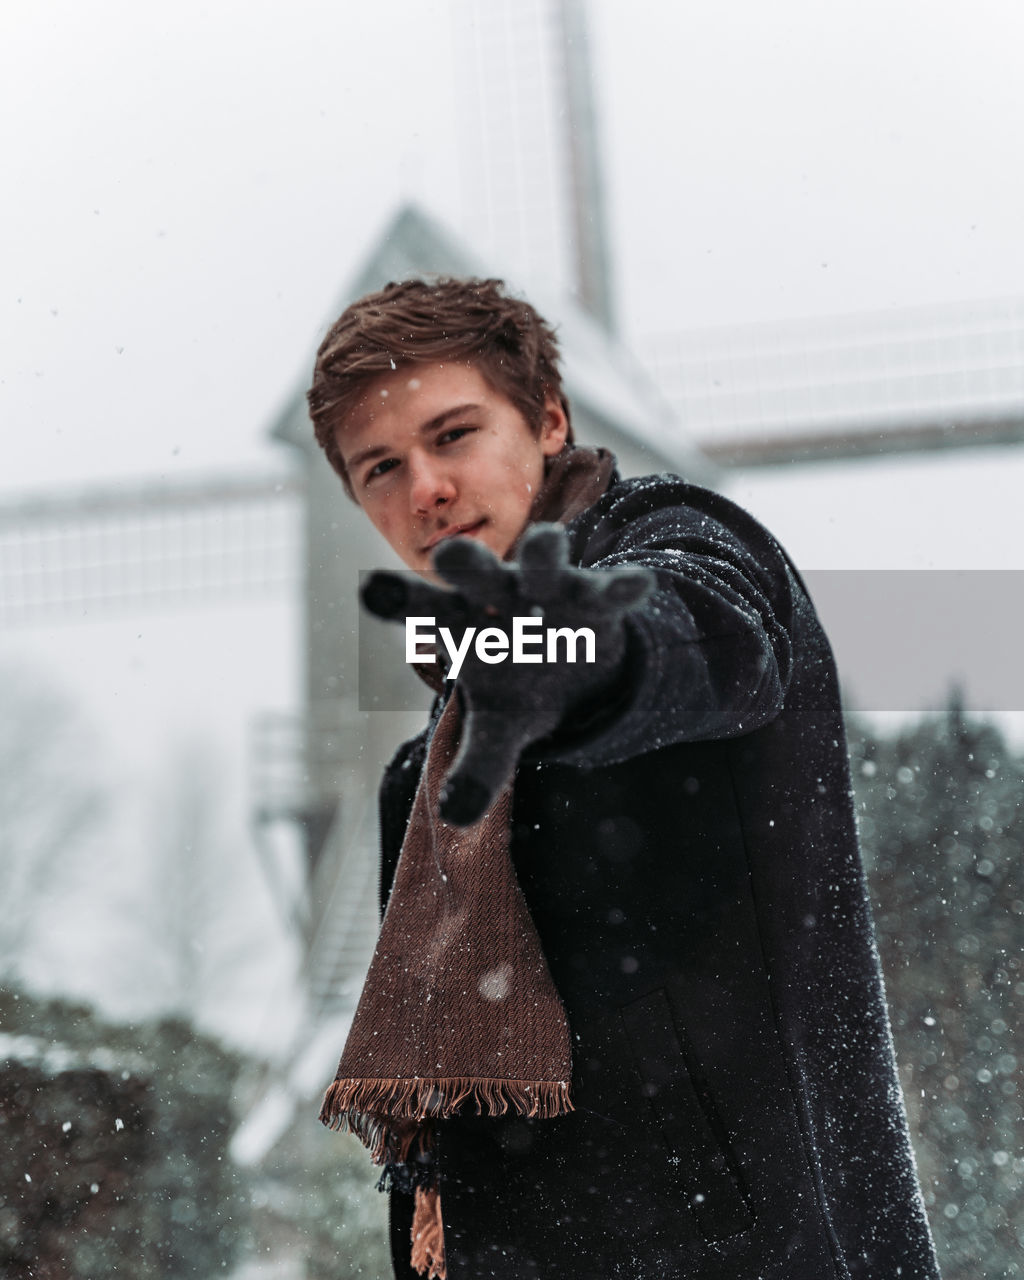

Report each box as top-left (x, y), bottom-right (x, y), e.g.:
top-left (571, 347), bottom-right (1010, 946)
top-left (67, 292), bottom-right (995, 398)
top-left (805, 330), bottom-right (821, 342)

top-left (320, 447), bottom-right (616, 1279)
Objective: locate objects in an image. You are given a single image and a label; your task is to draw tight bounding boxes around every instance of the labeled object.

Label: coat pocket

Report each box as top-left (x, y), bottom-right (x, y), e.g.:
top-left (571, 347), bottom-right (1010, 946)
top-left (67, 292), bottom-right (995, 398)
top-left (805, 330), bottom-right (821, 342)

top-left (620, 987), bottom-right (753, 1242)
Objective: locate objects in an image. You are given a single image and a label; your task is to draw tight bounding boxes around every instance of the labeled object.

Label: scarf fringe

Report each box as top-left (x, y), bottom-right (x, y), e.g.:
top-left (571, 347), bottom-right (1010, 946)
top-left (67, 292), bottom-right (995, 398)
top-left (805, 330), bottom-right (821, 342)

top-left (320, 1076), bottom-right (573, 1160)
top-left (411, 1184), bottom-right (446, 1280)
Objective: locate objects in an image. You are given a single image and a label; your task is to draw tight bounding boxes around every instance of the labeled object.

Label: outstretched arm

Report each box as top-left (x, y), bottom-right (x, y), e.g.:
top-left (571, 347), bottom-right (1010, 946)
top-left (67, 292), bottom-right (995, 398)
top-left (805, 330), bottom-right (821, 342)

top-left (540, 477), bottom-right (800, 768)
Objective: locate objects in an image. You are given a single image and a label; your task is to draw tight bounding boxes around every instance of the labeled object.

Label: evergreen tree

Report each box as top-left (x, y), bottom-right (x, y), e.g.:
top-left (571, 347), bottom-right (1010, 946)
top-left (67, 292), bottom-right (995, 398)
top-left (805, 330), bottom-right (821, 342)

top-left (0, 989), bottom-right (250, 1278)
top-left (851, 695), bottom-right (1024, 1279)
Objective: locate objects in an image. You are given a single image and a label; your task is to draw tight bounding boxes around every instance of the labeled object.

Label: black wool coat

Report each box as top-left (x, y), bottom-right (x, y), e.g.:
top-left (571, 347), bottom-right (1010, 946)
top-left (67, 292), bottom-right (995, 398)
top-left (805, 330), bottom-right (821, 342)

top-left (377, 474), bottom-right (941, 1280)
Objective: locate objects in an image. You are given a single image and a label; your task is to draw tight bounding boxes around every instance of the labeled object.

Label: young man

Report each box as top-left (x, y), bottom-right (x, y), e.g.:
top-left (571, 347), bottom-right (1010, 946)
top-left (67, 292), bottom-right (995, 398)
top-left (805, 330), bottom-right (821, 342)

top-left (308, 278), bottom-right (941, 1280)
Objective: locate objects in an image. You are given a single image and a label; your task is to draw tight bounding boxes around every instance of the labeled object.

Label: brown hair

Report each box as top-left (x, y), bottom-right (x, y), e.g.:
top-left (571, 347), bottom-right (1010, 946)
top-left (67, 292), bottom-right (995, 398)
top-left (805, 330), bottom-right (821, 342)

top-left (307, 277), bottom-right (573, 498)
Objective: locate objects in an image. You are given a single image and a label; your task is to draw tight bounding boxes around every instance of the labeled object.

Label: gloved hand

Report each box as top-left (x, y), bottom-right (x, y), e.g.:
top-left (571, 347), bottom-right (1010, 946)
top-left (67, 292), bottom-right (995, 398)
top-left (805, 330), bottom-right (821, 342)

top-left (361, 523), bottom-right (654, 826)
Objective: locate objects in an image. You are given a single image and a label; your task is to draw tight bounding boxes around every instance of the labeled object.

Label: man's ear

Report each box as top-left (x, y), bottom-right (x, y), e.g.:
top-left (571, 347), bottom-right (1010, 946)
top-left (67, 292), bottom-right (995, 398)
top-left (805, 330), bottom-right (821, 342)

top-left (539, 394), bottom-right (570, 456)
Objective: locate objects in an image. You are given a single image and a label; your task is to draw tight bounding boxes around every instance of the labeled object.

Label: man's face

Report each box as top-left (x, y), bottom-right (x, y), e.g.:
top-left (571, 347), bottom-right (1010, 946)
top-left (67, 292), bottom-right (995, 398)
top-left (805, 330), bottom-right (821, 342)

top-left (336, 361), bottom-right (569, 575)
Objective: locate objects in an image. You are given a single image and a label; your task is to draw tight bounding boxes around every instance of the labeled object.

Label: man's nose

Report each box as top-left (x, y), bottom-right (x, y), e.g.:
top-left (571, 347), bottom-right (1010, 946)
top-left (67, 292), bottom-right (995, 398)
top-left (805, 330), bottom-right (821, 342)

top-left (409, 455), bottom-right (457, 513)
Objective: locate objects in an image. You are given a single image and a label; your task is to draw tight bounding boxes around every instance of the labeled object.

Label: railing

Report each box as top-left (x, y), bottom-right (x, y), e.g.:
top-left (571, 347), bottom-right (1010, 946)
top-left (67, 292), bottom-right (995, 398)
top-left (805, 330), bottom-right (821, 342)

top-left (0, 472), bottom-right (302, 625)
top-left (638, 295), bottom-right (1024, 463)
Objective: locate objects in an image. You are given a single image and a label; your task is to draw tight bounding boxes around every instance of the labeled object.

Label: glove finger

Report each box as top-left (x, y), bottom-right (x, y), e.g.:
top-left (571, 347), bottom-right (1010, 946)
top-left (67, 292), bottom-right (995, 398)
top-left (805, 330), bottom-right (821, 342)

top-left (361, 571), bottom-right (423, 620)
top-left (361, 571), bottom-right (473, 630)
top-left (432, 536), bottom-right (513, 605)
top-left (599, 567), bottom-right (656, 611)
top-left (518, 524), bottom-right (570, 603)
top-left (557, 565), bottom-right (655, 616)
top-left (518, 523), bottom-right (569, 569)
top-left (438, 709), bottom-right (531, 827)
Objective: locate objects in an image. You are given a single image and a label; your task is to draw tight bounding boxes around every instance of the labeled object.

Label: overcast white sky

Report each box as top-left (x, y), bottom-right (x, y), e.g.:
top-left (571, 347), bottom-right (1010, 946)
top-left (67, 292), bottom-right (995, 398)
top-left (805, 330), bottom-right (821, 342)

top-left (3, 0), bottom-right (1023, 493)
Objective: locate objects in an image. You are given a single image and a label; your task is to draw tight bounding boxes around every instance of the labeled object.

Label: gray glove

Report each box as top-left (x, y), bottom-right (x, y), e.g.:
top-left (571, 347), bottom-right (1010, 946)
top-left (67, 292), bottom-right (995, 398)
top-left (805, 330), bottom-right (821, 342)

top-left (361, 523), bottom-right (654, 826)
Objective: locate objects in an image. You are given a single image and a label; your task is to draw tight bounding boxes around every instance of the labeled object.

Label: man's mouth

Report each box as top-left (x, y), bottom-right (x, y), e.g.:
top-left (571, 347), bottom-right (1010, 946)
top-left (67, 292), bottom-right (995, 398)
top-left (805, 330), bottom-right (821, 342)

top-left (422, 520), bottom-right (487, 553)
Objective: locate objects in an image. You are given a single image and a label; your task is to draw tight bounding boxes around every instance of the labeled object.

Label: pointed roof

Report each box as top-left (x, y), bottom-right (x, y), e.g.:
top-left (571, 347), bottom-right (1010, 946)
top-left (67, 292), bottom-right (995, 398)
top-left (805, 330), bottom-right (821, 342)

top-left (271, 203), bottom-right (719, 487)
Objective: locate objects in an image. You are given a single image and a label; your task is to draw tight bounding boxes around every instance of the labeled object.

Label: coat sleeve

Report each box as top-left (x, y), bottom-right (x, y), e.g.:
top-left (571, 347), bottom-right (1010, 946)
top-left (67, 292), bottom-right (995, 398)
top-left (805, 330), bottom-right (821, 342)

top-left (535, 476), bottom-right (798, 769)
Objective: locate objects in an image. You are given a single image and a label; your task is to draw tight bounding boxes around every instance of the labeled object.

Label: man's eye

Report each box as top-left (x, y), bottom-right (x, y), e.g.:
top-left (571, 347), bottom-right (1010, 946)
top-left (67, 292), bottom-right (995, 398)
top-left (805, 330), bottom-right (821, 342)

top-left (366, 458), bottom-right (399, 482)
top-left (438, 426), bottom-right (475, 445)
